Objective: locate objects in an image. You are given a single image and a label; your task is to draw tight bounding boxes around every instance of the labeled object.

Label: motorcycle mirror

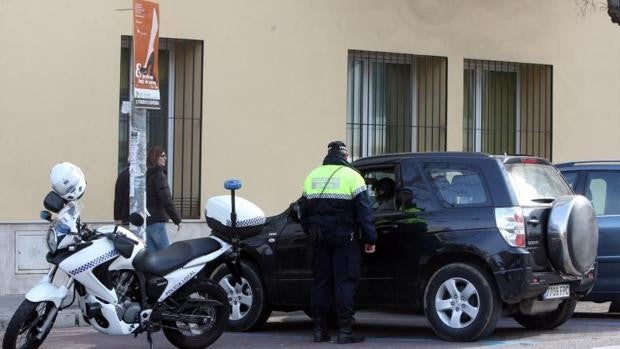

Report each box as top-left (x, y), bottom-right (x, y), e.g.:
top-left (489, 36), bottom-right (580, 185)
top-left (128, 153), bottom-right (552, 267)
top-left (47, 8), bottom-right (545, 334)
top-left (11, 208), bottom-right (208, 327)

top-left (40, 210), bottom-right (52, 222)
top-left (43, 191), bottom-right (65, 213)
top-left (128, 212), bottom-right (144, 226)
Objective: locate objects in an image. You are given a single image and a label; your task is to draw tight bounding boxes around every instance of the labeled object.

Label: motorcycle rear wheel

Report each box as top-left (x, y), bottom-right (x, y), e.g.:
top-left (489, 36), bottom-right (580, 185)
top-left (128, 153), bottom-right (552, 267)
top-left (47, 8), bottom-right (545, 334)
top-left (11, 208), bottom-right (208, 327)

top-left (162, 279), bottom-right (229, 349)
top-left (2, 300), bottom-right (56, 349)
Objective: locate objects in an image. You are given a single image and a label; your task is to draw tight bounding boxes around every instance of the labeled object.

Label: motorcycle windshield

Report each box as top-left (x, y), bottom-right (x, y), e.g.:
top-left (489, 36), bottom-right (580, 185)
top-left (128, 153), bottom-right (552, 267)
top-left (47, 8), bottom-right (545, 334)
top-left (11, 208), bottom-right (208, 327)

top-left (56, 200), bottom-right (83, 233)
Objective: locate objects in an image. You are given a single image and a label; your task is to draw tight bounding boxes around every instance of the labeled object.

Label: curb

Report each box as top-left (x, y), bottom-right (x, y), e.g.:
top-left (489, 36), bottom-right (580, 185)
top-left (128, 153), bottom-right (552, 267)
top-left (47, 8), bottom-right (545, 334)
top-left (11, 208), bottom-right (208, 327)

top-left (0, 300), bottom-right (612, 332)
top-left (0, 295), bottom-right (84, 331)
top-left (1, 310), bottom-right (85, 331)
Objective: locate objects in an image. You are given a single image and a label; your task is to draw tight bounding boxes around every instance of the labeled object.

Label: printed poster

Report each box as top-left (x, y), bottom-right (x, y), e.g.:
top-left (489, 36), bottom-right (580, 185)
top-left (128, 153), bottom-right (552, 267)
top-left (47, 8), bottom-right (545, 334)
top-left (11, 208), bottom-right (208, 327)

top-left (133, 0), bottom-right (161, 109)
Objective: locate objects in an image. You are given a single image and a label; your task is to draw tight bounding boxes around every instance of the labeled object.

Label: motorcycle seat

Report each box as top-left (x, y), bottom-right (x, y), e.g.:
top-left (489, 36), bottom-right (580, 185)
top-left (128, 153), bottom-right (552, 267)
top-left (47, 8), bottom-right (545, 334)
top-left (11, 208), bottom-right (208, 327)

top-left (132, 237), bottom-right (223, 276)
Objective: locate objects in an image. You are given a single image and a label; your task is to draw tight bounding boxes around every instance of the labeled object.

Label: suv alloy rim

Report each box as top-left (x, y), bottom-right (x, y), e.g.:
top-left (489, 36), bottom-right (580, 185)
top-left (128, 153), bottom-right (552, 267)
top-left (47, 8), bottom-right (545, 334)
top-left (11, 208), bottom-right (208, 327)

top-left (435, 277), bottom-right (480, 328)
top-left (219, 275), bottom-right (254, 320)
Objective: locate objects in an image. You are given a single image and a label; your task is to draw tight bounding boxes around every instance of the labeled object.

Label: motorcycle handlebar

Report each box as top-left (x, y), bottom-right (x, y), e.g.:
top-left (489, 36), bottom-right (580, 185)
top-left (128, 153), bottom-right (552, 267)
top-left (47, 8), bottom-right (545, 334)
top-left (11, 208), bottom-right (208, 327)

top-left (79, 224), bottom-right (97, 241)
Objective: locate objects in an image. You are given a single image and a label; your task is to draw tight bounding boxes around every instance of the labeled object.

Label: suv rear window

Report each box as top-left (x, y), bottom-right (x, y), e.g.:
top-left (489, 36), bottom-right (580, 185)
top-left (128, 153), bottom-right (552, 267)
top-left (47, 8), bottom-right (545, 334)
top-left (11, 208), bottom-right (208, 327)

top-left (504, 163), bottom-right (573, 205)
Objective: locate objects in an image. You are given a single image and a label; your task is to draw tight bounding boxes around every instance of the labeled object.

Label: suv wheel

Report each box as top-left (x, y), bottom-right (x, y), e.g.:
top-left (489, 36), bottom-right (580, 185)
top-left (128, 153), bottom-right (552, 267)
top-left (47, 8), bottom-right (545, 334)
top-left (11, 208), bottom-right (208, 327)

top-left (211, 261), bottom-right (272, 331)
top-left (424, 263), bottom-right (501, 341)
top-left (512, 297), bottom-right (577, 330)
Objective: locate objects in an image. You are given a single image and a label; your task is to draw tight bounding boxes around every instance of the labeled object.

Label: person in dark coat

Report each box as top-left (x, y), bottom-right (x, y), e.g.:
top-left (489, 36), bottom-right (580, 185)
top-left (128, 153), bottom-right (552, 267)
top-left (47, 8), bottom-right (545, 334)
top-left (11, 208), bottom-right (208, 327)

top-left (301, 141), bottom-right (377, 344)
top-left (113, 166), bottom-right (130, 225)
top-left (145, 145), bottom-right (181, 252)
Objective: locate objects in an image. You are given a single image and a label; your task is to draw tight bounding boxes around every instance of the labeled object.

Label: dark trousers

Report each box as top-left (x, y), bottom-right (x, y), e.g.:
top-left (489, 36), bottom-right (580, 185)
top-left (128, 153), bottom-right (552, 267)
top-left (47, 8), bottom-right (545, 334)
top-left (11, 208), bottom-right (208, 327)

top-left (311, 232), bottom-right (361, 321)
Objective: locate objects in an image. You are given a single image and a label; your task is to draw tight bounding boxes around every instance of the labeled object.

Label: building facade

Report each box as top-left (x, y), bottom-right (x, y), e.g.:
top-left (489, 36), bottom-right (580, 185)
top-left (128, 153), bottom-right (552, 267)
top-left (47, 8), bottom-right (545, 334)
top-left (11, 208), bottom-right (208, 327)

top-left (0, 0), bottom-right (619, 295)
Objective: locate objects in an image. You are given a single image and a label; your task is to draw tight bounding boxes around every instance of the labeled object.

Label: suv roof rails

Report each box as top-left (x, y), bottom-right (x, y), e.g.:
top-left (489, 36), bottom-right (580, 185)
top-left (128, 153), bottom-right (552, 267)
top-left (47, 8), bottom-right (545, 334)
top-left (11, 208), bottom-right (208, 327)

top-left (556, 160), bottom-right (620, 167)
top-left (494, 153), bottom-right (542, 158)
top-left (355, 151), bottom-right (492, 161)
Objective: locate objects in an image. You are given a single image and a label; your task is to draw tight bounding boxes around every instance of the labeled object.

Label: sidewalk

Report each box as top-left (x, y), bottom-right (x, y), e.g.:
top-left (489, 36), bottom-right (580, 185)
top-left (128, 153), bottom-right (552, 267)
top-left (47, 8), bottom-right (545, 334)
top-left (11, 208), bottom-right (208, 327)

top-left (0, 294), bottom-right (83, 331)
top-left (0, 293), bottom-right (612, 332)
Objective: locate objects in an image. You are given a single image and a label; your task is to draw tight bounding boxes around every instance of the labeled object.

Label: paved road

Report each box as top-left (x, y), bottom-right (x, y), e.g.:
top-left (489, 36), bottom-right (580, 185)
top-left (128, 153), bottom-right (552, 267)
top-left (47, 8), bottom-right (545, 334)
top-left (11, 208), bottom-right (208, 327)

top-left (3, 308), bottom-right (620, 349)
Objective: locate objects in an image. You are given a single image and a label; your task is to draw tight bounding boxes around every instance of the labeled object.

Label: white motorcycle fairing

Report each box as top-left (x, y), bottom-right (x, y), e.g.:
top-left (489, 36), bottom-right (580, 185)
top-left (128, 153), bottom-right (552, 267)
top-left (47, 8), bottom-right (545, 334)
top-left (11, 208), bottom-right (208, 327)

top-left (79, 294), bottom-right (138, 335)
top-left (25, 275), bottom-right (69, 309)
top-left (59, 236), bottom-right (121, 304)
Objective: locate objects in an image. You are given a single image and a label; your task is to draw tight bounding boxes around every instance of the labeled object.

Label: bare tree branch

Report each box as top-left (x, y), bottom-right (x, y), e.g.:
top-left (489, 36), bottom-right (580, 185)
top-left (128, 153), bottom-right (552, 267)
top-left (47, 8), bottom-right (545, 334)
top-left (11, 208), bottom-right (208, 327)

top-left (574, 0), bottom-right (608, 16)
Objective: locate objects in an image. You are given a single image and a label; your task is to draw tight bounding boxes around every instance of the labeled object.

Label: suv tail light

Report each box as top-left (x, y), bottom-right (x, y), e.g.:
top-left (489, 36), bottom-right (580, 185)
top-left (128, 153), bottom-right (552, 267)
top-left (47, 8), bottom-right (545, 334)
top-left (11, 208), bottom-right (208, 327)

top-left (495, 207), bottom-right (526, 247)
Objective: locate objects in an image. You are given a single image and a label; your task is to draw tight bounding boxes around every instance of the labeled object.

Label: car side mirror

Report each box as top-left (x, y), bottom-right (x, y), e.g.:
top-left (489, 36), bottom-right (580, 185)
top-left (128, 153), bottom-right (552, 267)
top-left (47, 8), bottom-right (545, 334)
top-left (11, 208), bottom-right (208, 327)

top-left (128, 212), bottom-right (144, 227)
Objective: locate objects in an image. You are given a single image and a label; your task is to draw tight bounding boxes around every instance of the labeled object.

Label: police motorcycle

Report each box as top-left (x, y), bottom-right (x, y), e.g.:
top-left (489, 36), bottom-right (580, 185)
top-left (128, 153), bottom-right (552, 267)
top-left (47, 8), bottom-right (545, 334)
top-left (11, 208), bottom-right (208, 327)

top-left (2, 163), bottom-right (265, 349)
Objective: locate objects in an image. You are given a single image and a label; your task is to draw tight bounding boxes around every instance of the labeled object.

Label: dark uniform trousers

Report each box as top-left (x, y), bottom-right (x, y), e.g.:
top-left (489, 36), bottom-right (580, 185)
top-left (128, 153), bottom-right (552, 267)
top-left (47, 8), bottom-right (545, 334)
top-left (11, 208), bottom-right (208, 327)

top-left (311, 232), bottom-right (362, 320)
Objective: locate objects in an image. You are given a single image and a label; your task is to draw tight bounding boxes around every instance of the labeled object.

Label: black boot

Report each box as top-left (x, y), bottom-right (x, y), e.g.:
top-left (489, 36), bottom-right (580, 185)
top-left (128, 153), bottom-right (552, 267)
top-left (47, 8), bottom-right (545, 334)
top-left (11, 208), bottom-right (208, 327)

top-left (337, 318), bottom-right (364, 344)
top-left (313, 316), bottom-right (331, 342)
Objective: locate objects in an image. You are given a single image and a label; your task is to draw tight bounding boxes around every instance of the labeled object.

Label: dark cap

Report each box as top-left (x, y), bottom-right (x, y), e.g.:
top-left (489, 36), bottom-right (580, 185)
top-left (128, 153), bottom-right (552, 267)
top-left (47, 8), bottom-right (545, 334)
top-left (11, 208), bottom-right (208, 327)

top-left (327, 141), bottom-right (349, 158)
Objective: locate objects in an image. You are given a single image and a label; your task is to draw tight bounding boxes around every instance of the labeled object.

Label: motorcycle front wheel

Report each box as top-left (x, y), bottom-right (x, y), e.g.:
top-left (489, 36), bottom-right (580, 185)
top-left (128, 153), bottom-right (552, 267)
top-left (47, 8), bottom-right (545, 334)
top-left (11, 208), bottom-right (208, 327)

top-left (2, 300), bottom-right (57, 349)
top-left (162, 279), bottom-right (229, 349)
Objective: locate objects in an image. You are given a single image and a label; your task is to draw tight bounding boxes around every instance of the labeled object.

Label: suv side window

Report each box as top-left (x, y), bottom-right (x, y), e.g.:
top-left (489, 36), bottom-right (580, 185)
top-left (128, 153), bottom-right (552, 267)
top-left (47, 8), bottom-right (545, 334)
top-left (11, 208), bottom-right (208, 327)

top-left (585, 171), bottom-right (620, 216)
top-left (561, 171), bottom-right (578, 190)
top-left (361, 168), bottom-right (398, 213)
top-left (422, 162), bottom-right (488, 206)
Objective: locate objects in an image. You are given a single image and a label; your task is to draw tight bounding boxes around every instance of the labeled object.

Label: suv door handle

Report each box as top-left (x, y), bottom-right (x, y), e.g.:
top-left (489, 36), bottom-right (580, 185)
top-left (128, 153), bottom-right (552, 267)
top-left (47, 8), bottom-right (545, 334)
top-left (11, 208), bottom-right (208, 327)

top-left (527, 218), bottom-right (540, 225)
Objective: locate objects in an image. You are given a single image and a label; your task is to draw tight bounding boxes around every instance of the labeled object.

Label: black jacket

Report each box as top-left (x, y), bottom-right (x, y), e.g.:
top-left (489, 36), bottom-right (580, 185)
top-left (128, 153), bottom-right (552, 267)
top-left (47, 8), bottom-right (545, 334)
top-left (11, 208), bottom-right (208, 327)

top-left (146, 166), bottom-right (181, 225)
top-left (113, 167), bottom-right (130, 224)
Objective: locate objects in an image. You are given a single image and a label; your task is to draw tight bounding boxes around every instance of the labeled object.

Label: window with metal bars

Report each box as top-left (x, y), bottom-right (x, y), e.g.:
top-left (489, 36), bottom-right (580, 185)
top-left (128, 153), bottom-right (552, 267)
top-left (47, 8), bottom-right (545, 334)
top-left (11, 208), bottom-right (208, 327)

top-left (347, 50), bottom-right (447, 161)
top-left (118, 36), bottom-right (203, 219)
top-left (463, 59), bottom-right (552, 160)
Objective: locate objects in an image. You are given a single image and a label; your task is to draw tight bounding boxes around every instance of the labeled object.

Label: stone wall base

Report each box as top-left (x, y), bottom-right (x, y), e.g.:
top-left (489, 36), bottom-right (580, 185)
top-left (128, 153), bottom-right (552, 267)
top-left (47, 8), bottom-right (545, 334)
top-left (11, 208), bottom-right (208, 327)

top-left (0, 221), bottom-right (211, 296)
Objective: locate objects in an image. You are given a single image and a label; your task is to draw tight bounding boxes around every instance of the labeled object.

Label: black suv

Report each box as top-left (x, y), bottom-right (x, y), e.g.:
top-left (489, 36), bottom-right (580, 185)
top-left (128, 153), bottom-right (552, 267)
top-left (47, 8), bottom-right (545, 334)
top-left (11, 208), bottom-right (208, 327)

top-left (556, 160), bottom-right (620, 312)
top-left (209, 152), bottom-right (598, 341)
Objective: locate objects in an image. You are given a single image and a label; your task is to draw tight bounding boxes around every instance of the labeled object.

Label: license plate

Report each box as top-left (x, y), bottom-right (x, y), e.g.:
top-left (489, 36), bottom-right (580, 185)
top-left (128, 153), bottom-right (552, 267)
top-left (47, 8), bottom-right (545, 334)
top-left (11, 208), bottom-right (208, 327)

top-left (542, 284), bottom-right (570, 300)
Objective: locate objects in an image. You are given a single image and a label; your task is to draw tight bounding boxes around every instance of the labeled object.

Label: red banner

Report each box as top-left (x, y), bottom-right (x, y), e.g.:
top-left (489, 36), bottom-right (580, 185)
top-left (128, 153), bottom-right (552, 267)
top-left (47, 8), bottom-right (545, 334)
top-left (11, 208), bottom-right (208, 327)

top-left (133, 0), bottom-right (160, 109)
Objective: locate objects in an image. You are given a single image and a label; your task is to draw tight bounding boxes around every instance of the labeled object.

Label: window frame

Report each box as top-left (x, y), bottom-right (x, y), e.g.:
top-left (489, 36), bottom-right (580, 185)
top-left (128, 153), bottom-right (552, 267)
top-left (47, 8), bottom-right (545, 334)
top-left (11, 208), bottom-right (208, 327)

top-left (347, 50), bottom-right (447, 160)
top-left (118, 36), bottom-right (204, 219)
top-left (348, 52), bottom-right (417, 158)
top-left (463, 59), bottom-right (553, 161)
top-left (464, 60), bottom-right (521, 153)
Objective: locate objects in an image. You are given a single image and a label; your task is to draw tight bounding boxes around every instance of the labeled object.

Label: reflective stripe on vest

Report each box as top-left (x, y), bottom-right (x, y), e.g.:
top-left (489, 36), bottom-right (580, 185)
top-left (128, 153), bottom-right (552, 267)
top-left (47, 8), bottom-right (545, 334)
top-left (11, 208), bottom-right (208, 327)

top-left (303, 165), bottom-right (366, 200)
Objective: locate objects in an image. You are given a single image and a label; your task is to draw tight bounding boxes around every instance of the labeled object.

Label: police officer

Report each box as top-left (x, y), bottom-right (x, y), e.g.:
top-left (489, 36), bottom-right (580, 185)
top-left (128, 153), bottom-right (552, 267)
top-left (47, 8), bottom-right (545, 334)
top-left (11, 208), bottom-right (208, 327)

top-left (301, 141), bottom-right (377, 344)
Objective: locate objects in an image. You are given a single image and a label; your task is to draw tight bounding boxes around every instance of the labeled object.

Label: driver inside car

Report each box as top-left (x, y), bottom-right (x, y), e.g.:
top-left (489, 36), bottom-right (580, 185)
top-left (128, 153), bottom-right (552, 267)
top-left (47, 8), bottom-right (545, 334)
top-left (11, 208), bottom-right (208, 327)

top-left (372, 177), bottom-right (396, 212)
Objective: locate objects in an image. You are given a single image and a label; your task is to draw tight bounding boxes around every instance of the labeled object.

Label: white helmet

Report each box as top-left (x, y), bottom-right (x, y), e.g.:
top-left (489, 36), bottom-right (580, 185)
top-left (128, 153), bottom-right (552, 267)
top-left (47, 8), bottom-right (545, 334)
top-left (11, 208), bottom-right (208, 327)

top-left (50, 162), bottom-right (86, 201)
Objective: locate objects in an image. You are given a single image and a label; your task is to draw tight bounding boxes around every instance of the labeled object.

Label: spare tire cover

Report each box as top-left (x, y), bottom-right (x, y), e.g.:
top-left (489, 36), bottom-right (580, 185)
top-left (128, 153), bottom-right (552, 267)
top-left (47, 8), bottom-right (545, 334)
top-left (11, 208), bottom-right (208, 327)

top-left (547, 195), bottom-right (598, 276)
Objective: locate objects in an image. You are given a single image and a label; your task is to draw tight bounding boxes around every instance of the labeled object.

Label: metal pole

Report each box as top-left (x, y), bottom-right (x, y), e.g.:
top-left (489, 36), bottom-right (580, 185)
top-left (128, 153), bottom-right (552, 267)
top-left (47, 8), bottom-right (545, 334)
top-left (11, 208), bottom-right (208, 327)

top-left (129, 110), bottom-right (147, 240)
top-left (129, 42), bottom-right (147, 241)
top-left (129, 0), bottom-right (160, 243)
